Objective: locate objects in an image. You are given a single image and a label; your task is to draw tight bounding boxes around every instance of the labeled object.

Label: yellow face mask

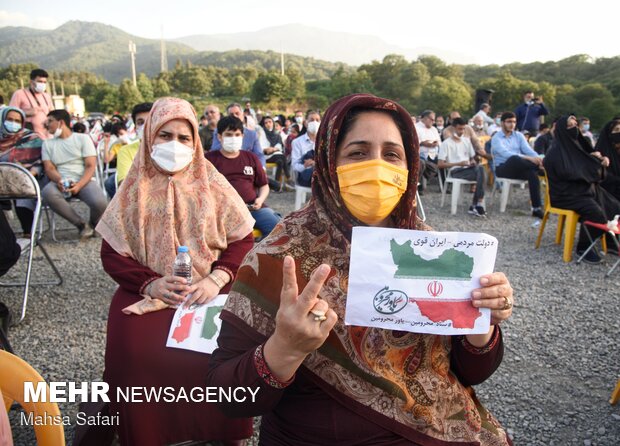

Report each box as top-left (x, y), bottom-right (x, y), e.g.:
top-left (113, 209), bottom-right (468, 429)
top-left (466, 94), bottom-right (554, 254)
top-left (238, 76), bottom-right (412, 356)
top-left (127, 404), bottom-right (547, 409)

top-left (336, 159), bottom-right (409, 225)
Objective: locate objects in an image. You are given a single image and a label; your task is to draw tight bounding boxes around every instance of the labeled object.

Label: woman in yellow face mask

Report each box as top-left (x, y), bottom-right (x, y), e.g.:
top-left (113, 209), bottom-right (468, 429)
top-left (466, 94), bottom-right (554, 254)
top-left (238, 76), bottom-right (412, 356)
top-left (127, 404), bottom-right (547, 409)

top-left (207, 94), bottom-right (515, 445)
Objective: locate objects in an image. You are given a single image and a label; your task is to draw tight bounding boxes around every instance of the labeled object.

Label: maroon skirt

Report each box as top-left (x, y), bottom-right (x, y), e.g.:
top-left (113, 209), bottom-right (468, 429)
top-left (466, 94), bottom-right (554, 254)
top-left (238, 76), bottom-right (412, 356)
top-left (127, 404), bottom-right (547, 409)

top-left (104, 288), bottom-right (253, 445)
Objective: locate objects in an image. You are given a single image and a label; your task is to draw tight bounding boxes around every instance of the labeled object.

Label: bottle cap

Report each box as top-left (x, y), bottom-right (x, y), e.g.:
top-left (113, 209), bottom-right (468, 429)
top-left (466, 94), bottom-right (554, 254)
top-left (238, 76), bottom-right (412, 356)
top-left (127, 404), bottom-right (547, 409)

top-left (178, 246), bottom-right (189, 253)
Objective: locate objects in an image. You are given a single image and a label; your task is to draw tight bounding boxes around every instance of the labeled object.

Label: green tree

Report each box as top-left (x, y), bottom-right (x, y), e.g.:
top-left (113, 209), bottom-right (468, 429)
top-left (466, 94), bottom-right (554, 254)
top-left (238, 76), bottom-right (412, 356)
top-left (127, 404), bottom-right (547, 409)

top-left (306, 94), bottom-right (329, 111)
top-left (118, 79), bottom-right (144, 112)
top-left (207, 66), bottom-right (231, 97)
top-left (554, 84), bottom-right (578, 117)
top-left (251, 70), bottom-right (290, 103)
top-left (417, 55), bottom-right (461, 79)
top-left (233, 66), bottom-right (260, 86)
top-left (360, 54), bottom-right (409, 99)
top-left (229, 75), bottom-right (249, 96)
top-left (418, 77), bottom-right (472, 116)
top-left (585, 98), bottom-right (617, 129)
top-left (285, 66), bottom-right (306, 100)
top-left (397, 62), bottom-right (430, 110)
top-left (171, 67), bottom-right (212, 96)
top-left (0, 63), bottom-right (59, 100)
top-left (152, 77), bottom-right (171, 98)
top-left (136, 73), bottom-right (154, 102)
top-left (573, 83), bottom-right (613, 107)
top-left (328, 67), bottom-right (374, 100)
top-left (80, 80), bottom-right (120, 114)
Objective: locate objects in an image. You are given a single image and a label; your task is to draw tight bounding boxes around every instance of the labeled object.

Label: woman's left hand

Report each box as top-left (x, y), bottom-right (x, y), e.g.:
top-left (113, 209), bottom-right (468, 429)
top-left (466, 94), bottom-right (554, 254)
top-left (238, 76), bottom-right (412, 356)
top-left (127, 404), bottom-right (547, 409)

top-left (471, 272), bottom-right (514, 325)
top-left (183, 277), bottom-right (220, 308)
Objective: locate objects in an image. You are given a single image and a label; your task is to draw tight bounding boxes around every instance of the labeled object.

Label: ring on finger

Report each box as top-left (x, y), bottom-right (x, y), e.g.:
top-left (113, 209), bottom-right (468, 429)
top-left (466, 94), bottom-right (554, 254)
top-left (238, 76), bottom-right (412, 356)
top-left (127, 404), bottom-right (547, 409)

top-left (309, 309), bottom-right (327, 322)
top-left (501, 296), bottom-right (513, 311)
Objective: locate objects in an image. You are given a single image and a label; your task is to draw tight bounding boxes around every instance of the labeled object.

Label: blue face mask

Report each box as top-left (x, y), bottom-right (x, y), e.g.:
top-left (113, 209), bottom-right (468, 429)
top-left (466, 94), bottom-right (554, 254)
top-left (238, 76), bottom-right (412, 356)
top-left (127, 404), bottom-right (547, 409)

top-left (3, 120), bottom-right (22, 133)
top-left (582, 124), bottom-right (590, 132)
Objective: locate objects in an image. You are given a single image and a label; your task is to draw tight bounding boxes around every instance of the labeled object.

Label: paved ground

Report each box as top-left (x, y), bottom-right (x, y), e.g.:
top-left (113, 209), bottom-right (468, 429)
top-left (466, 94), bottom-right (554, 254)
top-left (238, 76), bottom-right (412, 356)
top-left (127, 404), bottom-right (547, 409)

top-left (2, 182), bottom-right (619, 445)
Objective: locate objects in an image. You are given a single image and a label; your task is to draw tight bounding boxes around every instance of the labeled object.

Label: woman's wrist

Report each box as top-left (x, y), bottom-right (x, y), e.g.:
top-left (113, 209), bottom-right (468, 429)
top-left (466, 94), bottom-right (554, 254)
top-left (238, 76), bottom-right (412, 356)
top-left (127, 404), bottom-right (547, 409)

top-left (207, 269), bottom-right (230, 290)
top-left (464, 325), bottom-right (499, 351)
top-left (262, 334), bottom-right (307, 382)
top-left (141, 277), bottom-right (159, 297)
top-left (207, 273), bottom-right (225, 289)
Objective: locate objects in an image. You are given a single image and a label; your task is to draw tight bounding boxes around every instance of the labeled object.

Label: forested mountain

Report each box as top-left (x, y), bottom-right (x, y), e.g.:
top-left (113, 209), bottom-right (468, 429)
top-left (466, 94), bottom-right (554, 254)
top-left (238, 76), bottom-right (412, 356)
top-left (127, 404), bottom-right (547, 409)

top-left (0, 21), bottom-right (196, 83)
top-left (1, 21), bottom-right (620, 128)
top-left (0, 21), bottom-right (348, 83)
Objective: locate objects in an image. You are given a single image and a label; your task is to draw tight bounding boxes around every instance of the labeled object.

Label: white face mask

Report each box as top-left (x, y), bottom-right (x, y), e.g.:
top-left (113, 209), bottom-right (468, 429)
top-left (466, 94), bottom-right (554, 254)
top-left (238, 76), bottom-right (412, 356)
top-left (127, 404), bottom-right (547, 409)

top-left (222, 136), bottom-right (243, 153)
top-left (295, 116), bottom-right (304, 125)
top-left (34, 82), bottom-right (47, 93)
top-left (136, 125), bottom-right (144, 140)
top-left (307, 120), bottom-right (320, 135)
top-left (53, 126), bottom-right (63, 138)
top-left (150, 140), bottom-right (194, 173)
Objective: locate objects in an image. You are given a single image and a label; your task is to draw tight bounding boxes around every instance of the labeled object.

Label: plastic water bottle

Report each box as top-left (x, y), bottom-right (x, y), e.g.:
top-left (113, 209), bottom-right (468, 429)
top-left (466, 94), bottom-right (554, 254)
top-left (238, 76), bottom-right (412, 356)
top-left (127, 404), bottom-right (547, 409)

top-left (172, 246), bottom-right (192, 285)
top-left (62, 179), bottom-right (73, 199)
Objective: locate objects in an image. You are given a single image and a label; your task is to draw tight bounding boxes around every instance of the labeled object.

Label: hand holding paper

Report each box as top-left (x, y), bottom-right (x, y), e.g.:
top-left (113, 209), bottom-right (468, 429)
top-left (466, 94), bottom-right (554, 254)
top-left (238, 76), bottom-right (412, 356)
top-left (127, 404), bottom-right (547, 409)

top-left (345, 227), bottom-right (500, 335)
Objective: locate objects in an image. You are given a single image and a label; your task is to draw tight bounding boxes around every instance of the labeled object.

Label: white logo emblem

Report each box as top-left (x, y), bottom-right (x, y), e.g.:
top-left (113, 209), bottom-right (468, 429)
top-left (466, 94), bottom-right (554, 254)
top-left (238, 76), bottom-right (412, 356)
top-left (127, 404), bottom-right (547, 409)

top-left (243, 166), bottom-right (254, 176)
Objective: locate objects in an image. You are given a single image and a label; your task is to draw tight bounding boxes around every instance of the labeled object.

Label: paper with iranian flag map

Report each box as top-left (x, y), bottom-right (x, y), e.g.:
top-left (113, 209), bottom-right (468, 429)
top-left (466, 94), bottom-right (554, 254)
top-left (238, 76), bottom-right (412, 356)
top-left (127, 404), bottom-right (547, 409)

top-left (345, 227), bottom-right (498, 335)
top-left (166, 294), bottom-right (228, 354)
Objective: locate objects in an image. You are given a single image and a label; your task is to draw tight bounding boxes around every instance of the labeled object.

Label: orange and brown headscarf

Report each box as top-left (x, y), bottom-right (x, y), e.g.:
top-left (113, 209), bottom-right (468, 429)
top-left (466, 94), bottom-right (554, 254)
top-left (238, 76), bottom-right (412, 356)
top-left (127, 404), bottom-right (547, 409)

top-left (97, 97), bottom-right (254, 313)
top-left (223, 94), bottom-right (509, 445)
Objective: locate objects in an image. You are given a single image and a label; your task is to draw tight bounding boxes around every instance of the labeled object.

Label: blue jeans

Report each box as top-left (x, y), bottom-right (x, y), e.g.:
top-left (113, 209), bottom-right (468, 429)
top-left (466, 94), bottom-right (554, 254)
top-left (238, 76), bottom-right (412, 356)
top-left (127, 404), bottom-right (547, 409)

top-left (104, 175), bottom-right (116, 199)
top-left (251, 207), bottom-right (280, 237)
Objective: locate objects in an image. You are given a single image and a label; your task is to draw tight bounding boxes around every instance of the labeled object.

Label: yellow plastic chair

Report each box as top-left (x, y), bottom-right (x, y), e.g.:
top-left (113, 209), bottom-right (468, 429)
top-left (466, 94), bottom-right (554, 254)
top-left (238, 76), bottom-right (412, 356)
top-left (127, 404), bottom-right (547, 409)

top-left (535, 171), bottom-right (580, 262)
top-left (611, 379), bottom-right (620, 405)
top-left (252, 228), bottom-right (263, 241)
top-left (266, 162), bottom-right (284, 190)
top-left (0, 350), bottom-right (65, 445)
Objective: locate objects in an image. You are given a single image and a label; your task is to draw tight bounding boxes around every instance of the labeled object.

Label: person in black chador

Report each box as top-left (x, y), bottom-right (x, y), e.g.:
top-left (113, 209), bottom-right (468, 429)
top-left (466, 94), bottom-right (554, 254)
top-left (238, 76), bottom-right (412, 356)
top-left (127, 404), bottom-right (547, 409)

top-left (543, 115), bottom-right (620, 264)
top-left (595, 117), bottom-right (620, 202)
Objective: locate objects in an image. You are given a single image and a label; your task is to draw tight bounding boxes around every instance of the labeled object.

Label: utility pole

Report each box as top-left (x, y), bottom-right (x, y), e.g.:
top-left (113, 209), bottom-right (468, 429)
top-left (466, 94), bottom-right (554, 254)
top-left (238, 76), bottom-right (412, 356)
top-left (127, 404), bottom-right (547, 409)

top-left (160, 25), bottom-right (168, 73)
top-left (129, 41), bottom-right (137, 86)
top-left (280, 42), bottom-right (284, 76)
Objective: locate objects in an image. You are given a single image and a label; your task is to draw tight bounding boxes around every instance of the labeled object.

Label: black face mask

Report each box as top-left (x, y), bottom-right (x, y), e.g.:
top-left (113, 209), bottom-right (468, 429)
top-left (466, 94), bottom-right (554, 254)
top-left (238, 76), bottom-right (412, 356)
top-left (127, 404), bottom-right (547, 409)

top-left (610, 133), bottom-right (620, 145)
top-left (567, 127), bottom-right (579, 139)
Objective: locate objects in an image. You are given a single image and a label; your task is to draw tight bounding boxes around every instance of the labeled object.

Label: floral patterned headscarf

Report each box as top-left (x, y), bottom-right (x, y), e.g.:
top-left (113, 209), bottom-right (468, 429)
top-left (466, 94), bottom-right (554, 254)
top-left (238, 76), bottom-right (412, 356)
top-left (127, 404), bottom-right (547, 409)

top-left (97, 97), bottom-right (254, 312)
top-left (223, 94), bottom-right (509, 444)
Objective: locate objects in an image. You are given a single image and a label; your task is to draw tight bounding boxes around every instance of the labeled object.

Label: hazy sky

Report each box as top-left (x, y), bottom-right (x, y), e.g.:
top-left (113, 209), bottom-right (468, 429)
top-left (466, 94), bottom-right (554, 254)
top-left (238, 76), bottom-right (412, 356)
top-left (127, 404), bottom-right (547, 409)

top-left (1, 0), bottom-right (617, 66)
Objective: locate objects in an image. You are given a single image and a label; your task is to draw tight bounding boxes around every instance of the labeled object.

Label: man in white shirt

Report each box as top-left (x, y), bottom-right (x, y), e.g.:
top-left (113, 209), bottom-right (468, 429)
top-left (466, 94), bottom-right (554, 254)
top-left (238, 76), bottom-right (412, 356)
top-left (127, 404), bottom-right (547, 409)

top-left (291, 111), bottom-right (320, 186)
top-left (473, 103), bottom-right (494, 126)
top-left (438, 117), bottom-right (487, 217)
top-left (415, 110), bottom-right (441, 193)
top-left (41, 110), bottom-right (108, 239)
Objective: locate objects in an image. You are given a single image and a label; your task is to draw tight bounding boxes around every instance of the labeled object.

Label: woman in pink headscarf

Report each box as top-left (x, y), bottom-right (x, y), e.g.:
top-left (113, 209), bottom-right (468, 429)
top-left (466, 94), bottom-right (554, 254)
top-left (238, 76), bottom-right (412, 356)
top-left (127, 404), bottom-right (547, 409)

top-left (97, 97), bottom-right (255, 445)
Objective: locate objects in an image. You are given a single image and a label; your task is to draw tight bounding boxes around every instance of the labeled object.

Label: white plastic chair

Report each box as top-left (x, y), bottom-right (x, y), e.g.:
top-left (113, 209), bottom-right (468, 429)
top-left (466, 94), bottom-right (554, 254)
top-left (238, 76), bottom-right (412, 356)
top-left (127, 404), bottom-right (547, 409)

top-left (492, 177), bottom-right (527, 212)
top-left (416, 189), bottom-right (426, 222)
top-left (0, 162), bottom-right (63, 323)
top-left (489, 146), bottom-right (528, 213)
top-left (440, 168), bottom-right (477, 215)
top-left (294, 185), bottom-right (312, 210)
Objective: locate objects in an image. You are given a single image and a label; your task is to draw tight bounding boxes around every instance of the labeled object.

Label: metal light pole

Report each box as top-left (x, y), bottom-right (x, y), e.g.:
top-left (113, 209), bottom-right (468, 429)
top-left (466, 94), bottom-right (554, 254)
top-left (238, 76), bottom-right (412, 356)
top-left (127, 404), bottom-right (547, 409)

top-left (129, 41), bottom-right (137, 86)
top-left (160, 25), bottom-right (168, 73)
